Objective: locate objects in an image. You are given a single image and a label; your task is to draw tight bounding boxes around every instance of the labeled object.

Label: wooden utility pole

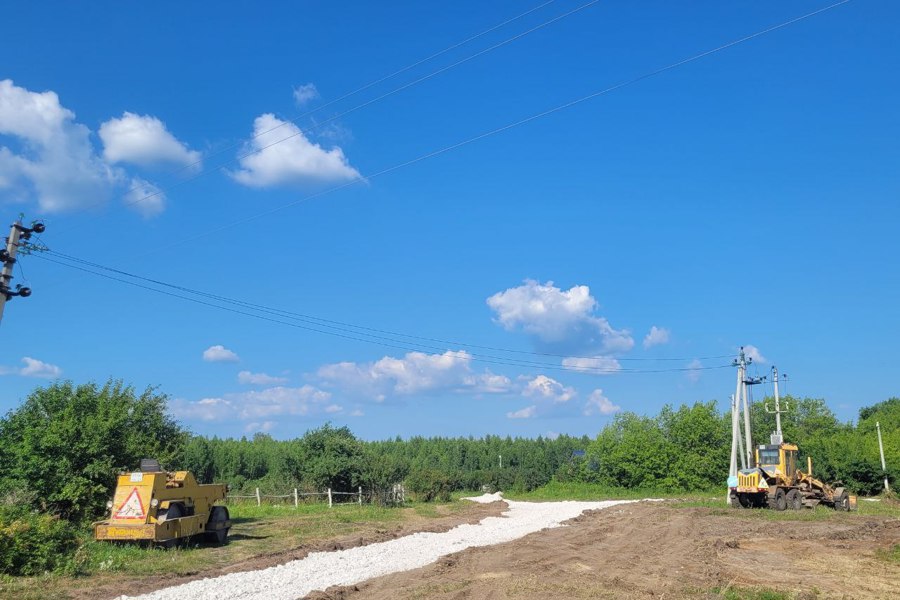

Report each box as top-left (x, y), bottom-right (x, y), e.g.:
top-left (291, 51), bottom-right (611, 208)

top-left (0, 218), bottom-right (43, 326)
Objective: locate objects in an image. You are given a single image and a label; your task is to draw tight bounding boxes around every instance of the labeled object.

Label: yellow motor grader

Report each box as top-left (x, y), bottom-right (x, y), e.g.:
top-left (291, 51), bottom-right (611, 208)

top-left (94, 459), bottom-right (231, 547)
top-left (731, 442), bottom-right (856, 511)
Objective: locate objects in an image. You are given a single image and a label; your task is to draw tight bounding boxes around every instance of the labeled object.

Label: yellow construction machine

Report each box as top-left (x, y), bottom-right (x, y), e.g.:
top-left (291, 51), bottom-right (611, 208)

top-left (94, 459), bottom-right (231, 547)
top-left (731, 442), bottom-right (857, 511)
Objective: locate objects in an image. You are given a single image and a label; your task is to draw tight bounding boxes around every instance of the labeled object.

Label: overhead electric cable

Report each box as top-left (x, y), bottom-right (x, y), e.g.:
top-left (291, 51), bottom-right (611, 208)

top-left (46, 248), bottom-right (731, 364)
top-left (119, 0), bottom-right (601, 213)
top-left (36, 252), bottom-right (733, 376)
top-left (52, 0), bottom-right (588, 227)
top-left (136, 0), bottom-right (851, 258)
top-left (158, 0), bottom-right (561, 179)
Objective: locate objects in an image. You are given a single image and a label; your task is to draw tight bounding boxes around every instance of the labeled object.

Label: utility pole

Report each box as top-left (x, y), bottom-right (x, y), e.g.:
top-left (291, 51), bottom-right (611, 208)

top-left (0, 217), bottom-right (44, 327)
top-left (732, 348), bottom-right (761, 469)
top-left (732, 350), bottom-right (748, 471)
top-left (877, 421), bottom-right (890, 494)
top-left (499, 454), bottom-right (502, 469)
top-left (742, 373), bottom-right (765, 466)
top-left (765, 366), bottom-right (789, 445)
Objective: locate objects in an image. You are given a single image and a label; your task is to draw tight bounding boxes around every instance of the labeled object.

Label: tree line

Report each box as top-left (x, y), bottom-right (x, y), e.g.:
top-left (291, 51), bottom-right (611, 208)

top-left (0, 380), bottom-right (895, 575)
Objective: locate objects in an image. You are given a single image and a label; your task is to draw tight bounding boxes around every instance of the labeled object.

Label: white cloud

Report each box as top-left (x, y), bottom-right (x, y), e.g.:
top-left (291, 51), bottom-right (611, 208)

top-left (0, 79), bottom-right (118, 212)
top-left (349, 409), bottom-right (364, 417)
top-left (238, 370), bottom-right (288, 385)
top-left (316, 349), bottom-right (512, 399)
top-left (743, 345), bottom-right (767, 364)
top-left (245, 421), bottom-right (275, 433)
top-left (124, 177), bottom-right (165, 218)
top-left (506, 405), bottom-right (537, 419)
top-left (293, 83), bottom-right (319, 106)
top-left (0, 357), bottom-right (62, 378)
top-left (522, 375), bottom-right (575, 403)
top-left (643, 326), bottom-right (670, 348)
top-left (486, 280), bottom-right (633, 355)
top-left (172, 385), bottom-right (333, 422)
top-left (686, 358), bottom-right (703, 383)
top-left (324, 404), bottom-right (343, 414)
top-left (99, 112), bottom-right (200, 169)
top-left (561, 355), bottom-right (621, 374)
top-left (230, 113), bottom-right (361, 187)
top-left (583, 388), bottom-right (620, 416)
top-left (202, 345), bottom-right (240, 363)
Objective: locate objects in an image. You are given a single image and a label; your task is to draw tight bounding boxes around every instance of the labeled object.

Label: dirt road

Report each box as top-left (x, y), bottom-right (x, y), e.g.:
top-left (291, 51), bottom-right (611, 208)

top-left (308, 501), bottom-right (899, 600)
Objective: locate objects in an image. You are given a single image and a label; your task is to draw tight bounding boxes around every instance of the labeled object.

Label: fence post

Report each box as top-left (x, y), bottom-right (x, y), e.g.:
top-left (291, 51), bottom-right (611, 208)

top-left (294, 488), bottom-right (299, 508)
top-left (256, 487), bottom-right (261, 507)
top-left (328, 488), bottom-right (332, 508)
top-left (359, 486), bottom-right (363, 506)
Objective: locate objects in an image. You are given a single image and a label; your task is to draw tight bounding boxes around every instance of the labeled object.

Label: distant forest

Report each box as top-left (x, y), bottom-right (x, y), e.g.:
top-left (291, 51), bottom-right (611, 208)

top-left (1, 381), bottom-right (896, 526)
top-left (180, 395), bottom-right (897, 500)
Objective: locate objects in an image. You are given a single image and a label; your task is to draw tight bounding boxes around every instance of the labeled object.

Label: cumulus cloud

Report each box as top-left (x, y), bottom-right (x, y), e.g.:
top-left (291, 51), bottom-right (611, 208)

top-left (0, 357), bottom-right (62, 378)
top-left (743, 345), bottom-right (767, 364)
top-left (238, 370), bottom-right (289, 385)
top-left (124, 177), bottom-right (165, 218)
top-left (293, 83), bottom-right (319, 106)
top-left (561, 355), bottom-right (621, 374)
top-left (686, 358), bottom-right (703, 383)
top-left (0, 80), bottom-right (185, 216)
top-left (230, 113), bottom-right (361, 187)
top-left (506, 405), bottom-right (537, 419)
top-left (202, 345), bottom-right (240, 363)
top-left (643, 326), bottom-right (670, 348)
top-left (316, 350), bottom-right (512, 400)
top-left (583, 388), bottom-right (620, 416)
top-left (486, 280), bottom-right (633, 355)
top-left (522, 375), bottom-right (576, 403)
top-left (172, 385), bottom-right (333, 422)
top-left (245, 421), bottom-right (275, 433)
top-left (0, 79), bottom-right (117, 212)
top-left (99, 112), bottom-right (200, 169)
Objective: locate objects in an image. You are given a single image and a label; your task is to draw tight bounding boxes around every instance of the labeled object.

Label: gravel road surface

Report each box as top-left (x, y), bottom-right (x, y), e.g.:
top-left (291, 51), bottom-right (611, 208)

top-left (119, 494), bottom-right (647, 600)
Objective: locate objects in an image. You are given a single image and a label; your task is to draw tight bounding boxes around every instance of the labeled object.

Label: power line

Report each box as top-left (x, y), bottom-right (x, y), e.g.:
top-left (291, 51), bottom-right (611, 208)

top-left (46, 248), bottom-right (731, 362)
top-left (121, 0), bottom-right (602, 213)
top-left (136, 0), bottom-right (852, 258)
top-left (53, 0), bottom-right (588, 227)
top-left (36, 251), bottom-right (733, 376)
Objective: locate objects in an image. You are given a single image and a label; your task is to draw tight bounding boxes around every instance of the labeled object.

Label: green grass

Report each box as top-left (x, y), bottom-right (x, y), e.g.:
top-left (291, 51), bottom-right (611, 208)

top-left (0, 499), bottom-right (470, 600)
top-left (707, 586), bottom-right (794, 600)
top-left (875, 543), bottom-right (900, 564)
top-left (506, 480), bottom-right (720, 501)
top-left (677, 496), bottom-right (900, 521)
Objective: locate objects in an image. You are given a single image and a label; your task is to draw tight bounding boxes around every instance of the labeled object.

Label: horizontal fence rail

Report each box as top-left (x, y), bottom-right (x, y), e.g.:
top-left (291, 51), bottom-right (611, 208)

top-left (227, 487), bottom-right (364, 507)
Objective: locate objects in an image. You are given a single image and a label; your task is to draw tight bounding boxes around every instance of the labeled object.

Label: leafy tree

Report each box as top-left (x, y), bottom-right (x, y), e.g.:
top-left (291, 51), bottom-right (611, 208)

top-left (0, 380), bottom-right (186, 522)
top-left (295, 424), bottom-right (365, 493)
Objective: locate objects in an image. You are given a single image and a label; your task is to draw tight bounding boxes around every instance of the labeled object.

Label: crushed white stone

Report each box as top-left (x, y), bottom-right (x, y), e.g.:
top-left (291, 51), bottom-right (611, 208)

top-left (120, 495), bottom-right (654, 600)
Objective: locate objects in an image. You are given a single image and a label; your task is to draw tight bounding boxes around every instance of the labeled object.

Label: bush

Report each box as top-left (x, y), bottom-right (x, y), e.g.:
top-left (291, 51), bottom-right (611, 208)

top-left (0, 505), bottom-right (80, 576)
top-left (406, 468), bottom-right (456, 502)
top-left (0, 380), bottom-right (186, 522)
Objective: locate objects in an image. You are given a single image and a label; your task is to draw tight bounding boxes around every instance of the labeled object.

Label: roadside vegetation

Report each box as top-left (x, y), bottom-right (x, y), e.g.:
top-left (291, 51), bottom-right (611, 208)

top-left (0, 379), bottom-right (896, 582)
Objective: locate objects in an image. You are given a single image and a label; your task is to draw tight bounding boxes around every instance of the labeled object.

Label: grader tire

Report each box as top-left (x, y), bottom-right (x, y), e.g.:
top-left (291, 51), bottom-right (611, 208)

top-left (786, 489), bottom-right (803, 510)
top-left (834, 490), bottom-right (850, 512)
top-left (774, 489), bottom-right (787, 511)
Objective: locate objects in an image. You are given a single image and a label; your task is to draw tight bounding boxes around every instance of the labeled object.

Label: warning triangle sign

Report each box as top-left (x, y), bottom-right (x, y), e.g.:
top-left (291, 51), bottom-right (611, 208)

top-left (115, 487), bottom-right (146, 519)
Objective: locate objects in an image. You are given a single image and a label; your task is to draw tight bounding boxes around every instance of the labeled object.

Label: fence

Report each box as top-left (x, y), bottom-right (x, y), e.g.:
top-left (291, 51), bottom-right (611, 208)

top-left (227, 487), bottom-right (364, 507)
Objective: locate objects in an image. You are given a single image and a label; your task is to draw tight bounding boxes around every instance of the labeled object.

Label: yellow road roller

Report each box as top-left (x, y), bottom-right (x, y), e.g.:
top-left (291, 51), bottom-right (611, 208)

top-left (94, 459), bottom-right (231, 547)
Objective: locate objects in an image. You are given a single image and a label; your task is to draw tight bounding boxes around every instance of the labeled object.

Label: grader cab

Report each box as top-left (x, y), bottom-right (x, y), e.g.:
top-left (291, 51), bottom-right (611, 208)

top-left (94, 459), bottom-right (231, 547)
top-left (732, 443), bottom-right (856, 511)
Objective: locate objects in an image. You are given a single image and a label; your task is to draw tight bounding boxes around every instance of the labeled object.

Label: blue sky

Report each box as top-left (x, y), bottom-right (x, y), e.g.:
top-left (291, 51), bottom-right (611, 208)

top-left (1, 1), bottom-right (897, 440)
